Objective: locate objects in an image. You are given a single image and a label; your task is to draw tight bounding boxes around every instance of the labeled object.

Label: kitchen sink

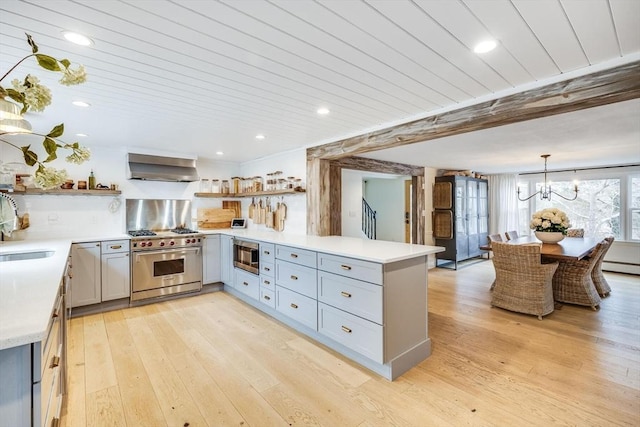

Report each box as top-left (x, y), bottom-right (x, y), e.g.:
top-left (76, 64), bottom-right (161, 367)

top-left (0, 250), bottom-right (55, 262)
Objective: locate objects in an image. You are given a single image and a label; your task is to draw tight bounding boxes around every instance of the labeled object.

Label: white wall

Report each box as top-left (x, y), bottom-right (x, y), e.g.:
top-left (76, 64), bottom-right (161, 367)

top-left (2, 145), bottom-right (239, 239)
top-left (239, 148), bottom-right (307, 235)
top-left (364, 178), bottom-right (407, 242)
top-left (341, 169), bottom-right (366, 238)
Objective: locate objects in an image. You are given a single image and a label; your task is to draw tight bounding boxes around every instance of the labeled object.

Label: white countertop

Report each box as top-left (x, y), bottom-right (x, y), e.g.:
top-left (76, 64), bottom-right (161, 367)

top-left (0, 231), bottom-right (442, 350)
top-left (203, 229), bottom-right (444, 263)
top-left (0, 238), bottom-right (72, 350)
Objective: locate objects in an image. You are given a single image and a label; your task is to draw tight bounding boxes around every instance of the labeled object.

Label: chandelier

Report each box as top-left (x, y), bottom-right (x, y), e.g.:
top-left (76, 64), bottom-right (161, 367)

top-left (517, 154), bottom-right (579, 201)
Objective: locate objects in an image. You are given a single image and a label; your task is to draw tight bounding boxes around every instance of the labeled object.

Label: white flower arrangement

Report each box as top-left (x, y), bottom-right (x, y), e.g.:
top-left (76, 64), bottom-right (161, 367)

top-left (529, 208), bottom-right (571, 234)
top-left (0, 33), bottom-right (90, 189)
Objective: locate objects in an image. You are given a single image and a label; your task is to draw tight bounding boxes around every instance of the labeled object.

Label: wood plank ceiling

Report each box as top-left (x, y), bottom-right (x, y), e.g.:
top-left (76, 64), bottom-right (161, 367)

top-left (0, 0), bottom-right (638, 169)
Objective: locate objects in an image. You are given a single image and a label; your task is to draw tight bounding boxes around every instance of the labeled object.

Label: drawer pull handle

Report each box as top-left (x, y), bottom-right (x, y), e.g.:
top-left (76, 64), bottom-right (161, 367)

top-left (110, 245), bottom-right (122, 249)
top-left (242, 281), bottom-right (249, 286)
top-left (290, 303), bottom-right (298, 309)
top-left (264, 295), bottom-right (271, 301)
top-left (264, 250), bottom-right (270, 255)
top-left (51, 417), bottom-right (60, 427)
top-left (264, 267), bottom-right (270, 272)
top-left (50, 355), bottom-right (60, 369)
top-left (341, 291), bottom-right (352, 298)
top-left (264, 280), bottom-right (271, 285)
top-left (341, 265), bottom-right (352, 271)
top-left (290, 253), bottom-right (298, 258)
top-left (341, 326), bottom-right (352, 334)
top-left (290, 275), bottom-right (298, 280)
top-left (52, 310), bottom-right (60, 318)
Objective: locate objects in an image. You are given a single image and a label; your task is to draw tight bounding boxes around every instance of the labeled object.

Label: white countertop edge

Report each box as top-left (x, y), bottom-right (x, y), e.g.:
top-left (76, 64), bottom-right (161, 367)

top-left (201, 230), bottom-right (444, 263)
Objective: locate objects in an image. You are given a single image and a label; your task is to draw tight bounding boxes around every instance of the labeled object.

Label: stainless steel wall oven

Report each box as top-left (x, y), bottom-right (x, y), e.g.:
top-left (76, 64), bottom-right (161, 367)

top-left (233, 239), bottom-right (259, 275)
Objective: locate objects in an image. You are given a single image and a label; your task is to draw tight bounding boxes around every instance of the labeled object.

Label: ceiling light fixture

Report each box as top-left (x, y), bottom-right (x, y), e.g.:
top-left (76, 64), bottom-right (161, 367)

top-left (0, 99), bottom-right (32, 133)
top-left (72, 101), bottom-right (90, 107)
top-left (255, 134), bottom-right (265, 140)
top-left (473, 39), bottom-right (497, 54)
top-left (317, 107), bottom-right (330, 115)
top-left (63, 31), bottom-right (93, 46)
top-left (76, 133), bottom-right (88, 137)
top-left (517, 154), bottom-right (578, 201)
top-left (216, 151), bottom-right (224, 156)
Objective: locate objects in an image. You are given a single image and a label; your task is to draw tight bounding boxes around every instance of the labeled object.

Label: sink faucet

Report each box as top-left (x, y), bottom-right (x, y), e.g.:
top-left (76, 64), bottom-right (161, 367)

top-left (0, 193), bottom-right (19, 241)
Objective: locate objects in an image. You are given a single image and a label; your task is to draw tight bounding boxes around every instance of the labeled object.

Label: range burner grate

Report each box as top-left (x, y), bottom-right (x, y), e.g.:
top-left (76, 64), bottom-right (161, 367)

top-left (128, 229), bottom-right (157, 237)
top-left (170, 227), bottom-right (198, 234)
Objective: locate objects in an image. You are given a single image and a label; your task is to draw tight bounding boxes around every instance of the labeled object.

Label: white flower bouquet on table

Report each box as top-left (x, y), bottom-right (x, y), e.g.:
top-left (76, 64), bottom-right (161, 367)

top-left (529, 208), bottom-right (571, 235)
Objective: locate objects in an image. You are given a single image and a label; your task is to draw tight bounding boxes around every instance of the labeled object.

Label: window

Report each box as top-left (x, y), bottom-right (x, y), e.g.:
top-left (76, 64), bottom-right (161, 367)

top-left (517, 168), bottom-right (639, 241)
top-left (631, 176), bottom-right (640, 240)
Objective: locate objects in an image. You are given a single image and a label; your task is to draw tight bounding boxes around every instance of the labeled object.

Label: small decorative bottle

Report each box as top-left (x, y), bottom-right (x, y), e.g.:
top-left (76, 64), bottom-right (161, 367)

top-left (88, 170), bottom-right (96, 190)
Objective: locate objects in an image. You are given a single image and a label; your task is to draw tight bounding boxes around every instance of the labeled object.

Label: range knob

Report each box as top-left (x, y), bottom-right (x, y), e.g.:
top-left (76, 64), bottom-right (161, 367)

top-left (170, 241), bottom-right (175, 246)
top-left (140, 242), bottom-right (145, 247)
top-left (186, 238), bottom-right (192, 244)
top-left (147, 241), bottom-right (153, 247)
top-left (160, 242), bottom-right (165, 247)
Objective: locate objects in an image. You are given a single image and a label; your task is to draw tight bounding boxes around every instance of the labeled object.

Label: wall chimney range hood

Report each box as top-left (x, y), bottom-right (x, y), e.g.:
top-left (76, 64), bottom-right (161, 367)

top-left (127, 153), bottom-right (199, 182)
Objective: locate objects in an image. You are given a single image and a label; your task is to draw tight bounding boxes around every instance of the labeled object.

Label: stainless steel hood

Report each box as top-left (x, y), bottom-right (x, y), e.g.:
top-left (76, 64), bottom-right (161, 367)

top-left (127, 153), bottom-right (199, 182)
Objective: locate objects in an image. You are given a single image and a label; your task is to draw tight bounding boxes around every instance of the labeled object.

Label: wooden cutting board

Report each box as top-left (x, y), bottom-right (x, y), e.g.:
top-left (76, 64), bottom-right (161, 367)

top-left (222, 200), bottom-right (241, 218)
top-left (197, 208), bottom-right (236, 229)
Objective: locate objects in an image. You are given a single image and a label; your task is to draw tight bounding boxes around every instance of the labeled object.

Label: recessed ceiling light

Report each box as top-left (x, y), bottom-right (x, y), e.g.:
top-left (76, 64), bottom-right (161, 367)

top-left (76, 133), bottom-right (88, 137)
top-left (317, 107), bottom-right (330, 115)
top-left (216, 151), bottom-right (224, 156)
top-left (72, 101), bottom-right (90, 107)
top-left (63, 31), bottom-right (93, 46)
top-left (473, 40), bottom-right (497, 54)
top-left (255, 134), bottom-right (265, 140)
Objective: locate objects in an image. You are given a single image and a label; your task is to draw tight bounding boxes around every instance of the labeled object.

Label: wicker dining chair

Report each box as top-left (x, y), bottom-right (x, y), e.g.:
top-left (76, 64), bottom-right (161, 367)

top-left (567, 228), bottom-right (585, 237)
top-left (592, 236), bottom-right (614, 297)
top-left (505, 230), bottom-right (519, 241)
top-left (487, 234), bottom-right (503, 290)
top-left (552, 241), bottom-right (607, 310)
top-left (490, 242), bottom-right (558, 320)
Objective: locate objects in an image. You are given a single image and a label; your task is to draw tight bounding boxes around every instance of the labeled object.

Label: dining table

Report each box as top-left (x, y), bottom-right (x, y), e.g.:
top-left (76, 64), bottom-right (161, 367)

top-left (503, 236), bottom-right (600, 261)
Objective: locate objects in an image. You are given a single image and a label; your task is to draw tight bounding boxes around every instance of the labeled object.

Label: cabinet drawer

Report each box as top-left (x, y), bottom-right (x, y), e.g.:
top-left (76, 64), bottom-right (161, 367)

top-left (42, 365), bottom-right (61, 427)
top-left (235, 269), bottom-right (259, 300)
top-left (276, 245), bottom-right (317, 268)
top-left (260, 275), bottom-right (275, 290)
top-left (259, 287), bottom-right (276, 309)
top-left (260, 261), bottom-right (275, 277)
top-left (318, 271), bottom-right (383, 324)
top-left (318, 303), bottom-right (383, 363)
top-left (260, 242), bottom-right (275, 263)
top-left (276, 287), bottom-right (317, 330)
top-left (276, 260), bottom-right (317, 298)
top-left (101, 240), bottom-right (129, 254)
top-left (36, 295), bottom-right (62, 381)
top-left (318, 253), bottom-right (382, 285)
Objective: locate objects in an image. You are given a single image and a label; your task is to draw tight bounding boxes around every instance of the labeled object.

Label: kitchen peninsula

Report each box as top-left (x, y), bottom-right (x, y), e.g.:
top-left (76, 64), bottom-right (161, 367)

top-left (1, 229), bottom-right (442, 424)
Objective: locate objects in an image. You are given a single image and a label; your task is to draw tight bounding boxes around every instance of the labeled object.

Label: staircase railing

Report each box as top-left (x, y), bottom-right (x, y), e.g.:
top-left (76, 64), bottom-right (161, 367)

top-left (362, 198), bottom-right (376, 240)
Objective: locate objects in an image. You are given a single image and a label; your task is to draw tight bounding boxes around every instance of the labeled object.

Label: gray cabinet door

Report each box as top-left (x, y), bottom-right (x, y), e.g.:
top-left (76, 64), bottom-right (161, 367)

top-left (101, 252), bottom-right (130, 301)
top-left (203, 235), bottom-right (221, 284)
top-left (70, 242), bottom-right (101, 307)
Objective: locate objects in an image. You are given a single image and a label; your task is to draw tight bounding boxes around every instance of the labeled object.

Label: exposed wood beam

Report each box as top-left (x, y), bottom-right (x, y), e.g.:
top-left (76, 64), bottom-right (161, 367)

top-left (331, 156), bottom-right (424, 176)
top-left (307, 61), bottom-right (640, 160)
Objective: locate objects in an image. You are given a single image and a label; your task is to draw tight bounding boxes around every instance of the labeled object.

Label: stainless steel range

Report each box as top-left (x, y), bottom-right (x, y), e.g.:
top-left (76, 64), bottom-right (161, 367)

top-left (126, 199), bottom-right (203, 302)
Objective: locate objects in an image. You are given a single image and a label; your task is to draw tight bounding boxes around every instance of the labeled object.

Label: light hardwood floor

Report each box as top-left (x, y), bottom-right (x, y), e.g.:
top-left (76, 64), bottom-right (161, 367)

top-left (61, 261), bottom-right (640, 426)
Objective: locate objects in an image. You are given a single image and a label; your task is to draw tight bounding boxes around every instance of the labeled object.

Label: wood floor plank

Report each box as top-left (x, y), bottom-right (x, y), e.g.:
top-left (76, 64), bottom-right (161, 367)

top-left (61, 317), bottom-right (86, 427)
top-left (82, 313), bottom-right (117, 394)
top-left (60, 266), bottom-right (640, 427)
top-left (126, 315), bottom-right (209, 427)
top-left (85, 386), bottom-right (126, 427)
top-left (101, 310), bottom-right (166, 427)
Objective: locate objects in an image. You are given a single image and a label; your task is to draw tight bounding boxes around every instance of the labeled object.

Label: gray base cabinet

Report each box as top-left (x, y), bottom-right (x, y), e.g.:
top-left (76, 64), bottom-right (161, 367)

top-left (0, 283), bottom-right (65, 426)
top-left (220, 235), bottom-right (234, 285)
top-left (225, 240), bottom-right (431, 380)
top-left (71, 240), bottom-right (130, 308)
top-left (203, 235), bottom-right (221, 284)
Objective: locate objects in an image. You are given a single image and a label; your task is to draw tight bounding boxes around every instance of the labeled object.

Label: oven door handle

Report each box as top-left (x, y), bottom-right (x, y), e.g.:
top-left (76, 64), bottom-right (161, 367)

top-left (134, 247), bottom-right (201, 262)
